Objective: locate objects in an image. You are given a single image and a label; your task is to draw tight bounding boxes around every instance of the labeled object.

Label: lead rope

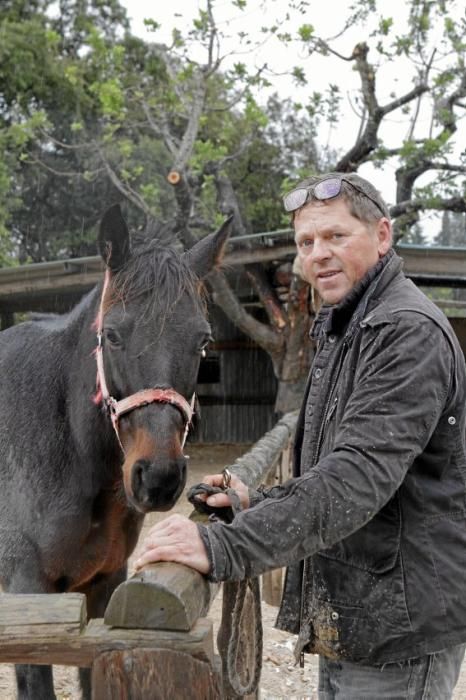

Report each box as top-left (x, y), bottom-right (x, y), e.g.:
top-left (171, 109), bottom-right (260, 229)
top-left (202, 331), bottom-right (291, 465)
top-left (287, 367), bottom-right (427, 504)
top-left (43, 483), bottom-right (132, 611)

top-left (187, 481), bottom-right (263, 697)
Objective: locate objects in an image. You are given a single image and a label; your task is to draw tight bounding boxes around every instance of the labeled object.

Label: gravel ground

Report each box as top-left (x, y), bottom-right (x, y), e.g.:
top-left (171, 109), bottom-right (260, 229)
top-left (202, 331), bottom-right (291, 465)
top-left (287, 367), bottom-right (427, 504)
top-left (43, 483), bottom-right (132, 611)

top-left (0, 443), bottom-right (465, 699)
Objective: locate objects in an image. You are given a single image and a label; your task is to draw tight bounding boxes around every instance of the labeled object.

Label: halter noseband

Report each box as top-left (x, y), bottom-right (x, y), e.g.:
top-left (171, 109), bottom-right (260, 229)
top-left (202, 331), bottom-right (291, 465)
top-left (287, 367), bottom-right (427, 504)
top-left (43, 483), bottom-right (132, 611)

top-left (95, 269), bottom-right (195, 452)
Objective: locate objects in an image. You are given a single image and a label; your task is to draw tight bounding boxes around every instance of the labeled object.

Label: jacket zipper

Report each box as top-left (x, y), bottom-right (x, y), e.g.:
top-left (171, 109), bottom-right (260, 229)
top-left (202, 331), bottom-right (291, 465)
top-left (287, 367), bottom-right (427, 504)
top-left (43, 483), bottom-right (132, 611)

top-left (312, 341), bottom-right (348, 467)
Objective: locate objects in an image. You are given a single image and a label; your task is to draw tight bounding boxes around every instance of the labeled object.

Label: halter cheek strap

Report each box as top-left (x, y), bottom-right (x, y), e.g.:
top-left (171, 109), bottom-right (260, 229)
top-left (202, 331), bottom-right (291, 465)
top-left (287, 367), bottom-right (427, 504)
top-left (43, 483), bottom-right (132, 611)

top-left (95, 269), bottom-right (195, 453)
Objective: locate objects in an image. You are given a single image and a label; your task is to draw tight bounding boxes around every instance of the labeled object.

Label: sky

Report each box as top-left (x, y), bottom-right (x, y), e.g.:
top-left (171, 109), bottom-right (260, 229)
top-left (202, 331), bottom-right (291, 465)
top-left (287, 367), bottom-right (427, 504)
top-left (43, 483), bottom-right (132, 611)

top-left (120, 0), bottom-right (465, 240)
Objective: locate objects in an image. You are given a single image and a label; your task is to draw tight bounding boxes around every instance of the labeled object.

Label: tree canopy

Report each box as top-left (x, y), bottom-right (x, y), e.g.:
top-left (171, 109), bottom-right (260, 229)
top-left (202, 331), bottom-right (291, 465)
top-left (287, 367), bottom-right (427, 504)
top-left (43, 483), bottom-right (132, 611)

top-left (1, 0), bottom-right (465, 408)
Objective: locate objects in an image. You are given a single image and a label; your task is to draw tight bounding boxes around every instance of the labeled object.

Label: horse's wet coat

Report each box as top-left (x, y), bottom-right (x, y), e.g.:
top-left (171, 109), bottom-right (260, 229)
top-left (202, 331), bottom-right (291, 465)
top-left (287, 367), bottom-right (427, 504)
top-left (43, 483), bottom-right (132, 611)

top-left (0, 204), bottom-right (230, 699)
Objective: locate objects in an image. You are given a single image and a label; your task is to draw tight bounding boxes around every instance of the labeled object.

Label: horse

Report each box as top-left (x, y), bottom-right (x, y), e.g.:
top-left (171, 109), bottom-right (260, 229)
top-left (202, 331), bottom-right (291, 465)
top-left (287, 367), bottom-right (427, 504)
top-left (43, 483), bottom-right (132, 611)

top-left (0, 204), bottom-right (231, 699)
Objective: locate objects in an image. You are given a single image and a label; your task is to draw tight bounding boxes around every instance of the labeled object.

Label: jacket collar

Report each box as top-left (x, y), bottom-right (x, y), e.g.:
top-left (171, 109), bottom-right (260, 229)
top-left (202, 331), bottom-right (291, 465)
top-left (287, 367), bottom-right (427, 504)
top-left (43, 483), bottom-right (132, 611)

top-left (311, 249), bottom-right (403, 341)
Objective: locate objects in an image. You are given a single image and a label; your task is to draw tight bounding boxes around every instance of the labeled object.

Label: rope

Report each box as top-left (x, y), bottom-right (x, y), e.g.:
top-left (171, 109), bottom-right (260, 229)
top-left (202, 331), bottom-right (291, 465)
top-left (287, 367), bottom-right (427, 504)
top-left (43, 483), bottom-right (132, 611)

top-left (187, 483), bottom-right (263, 697)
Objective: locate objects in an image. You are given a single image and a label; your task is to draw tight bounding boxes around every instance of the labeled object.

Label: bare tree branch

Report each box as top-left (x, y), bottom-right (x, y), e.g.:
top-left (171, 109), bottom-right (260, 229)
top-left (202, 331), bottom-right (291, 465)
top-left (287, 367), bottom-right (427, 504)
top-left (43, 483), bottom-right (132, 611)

top-left (382, 84), bottom-right (429, 117)
top-left (204, 0), bottom-right (221, 77)
top-left (208, 269), bottom-right (283, 357)
top-left (335, 42), bottom-right (429, 172)
top-left (391, 196), bottom-right (466, 219)
top-left (23, 153), bottom-right (104, 179)
top-left (246, 263), bottom-right (289, 330)
top-left (96, 145), bottom-right (152, 217)
top-left (140, 100), bottom-right (179, 157)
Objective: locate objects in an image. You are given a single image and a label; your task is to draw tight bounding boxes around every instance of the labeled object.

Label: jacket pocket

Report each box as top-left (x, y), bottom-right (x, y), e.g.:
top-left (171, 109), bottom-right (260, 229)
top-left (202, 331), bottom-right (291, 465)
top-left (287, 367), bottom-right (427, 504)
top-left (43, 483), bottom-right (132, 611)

top-left (317, 492), bottom-right (401, 573)
top-left (309, 547), bottom-right (414, 663)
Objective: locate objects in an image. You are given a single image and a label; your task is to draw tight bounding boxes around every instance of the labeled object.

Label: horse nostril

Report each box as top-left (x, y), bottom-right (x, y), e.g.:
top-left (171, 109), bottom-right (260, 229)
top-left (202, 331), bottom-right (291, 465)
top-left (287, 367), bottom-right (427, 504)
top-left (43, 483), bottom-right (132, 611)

top-left (131, 460), bottom-right (150, 498)
top-left (129, 457), bottom-right (188, 512)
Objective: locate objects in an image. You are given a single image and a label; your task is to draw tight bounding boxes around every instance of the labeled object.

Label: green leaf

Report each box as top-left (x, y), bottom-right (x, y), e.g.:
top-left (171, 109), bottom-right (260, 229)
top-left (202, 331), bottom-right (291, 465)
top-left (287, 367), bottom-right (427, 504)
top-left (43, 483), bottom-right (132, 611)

top-left (298, 24), bottom-right (314, 41)
top-left (143, 19), bottom-right (161, 32)
top-left (379, 17), bottom-right (393, 36)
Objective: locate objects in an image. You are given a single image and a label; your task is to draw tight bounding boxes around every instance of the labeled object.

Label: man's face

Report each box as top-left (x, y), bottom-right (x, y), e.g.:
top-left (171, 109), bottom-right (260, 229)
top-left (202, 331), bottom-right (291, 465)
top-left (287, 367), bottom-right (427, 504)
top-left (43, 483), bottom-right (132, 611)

top-left (294, 198), bottom-right (392, 305)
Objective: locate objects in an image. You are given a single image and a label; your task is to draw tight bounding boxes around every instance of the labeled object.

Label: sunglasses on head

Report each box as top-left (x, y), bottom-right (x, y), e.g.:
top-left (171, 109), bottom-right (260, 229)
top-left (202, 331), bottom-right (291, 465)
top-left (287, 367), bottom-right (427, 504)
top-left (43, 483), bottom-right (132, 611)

top-left (283, 176), bottom-right (386, 217)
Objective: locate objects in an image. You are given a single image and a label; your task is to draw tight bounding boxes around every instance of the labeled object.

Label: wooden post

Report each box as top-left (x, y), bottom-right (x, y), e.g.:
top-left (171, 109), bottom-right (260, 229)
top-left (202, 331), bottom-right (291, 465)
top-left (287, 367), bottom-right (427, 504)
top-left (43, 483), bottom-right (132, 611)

top-left (261, 446), bottom-right (293, 607)
top-left (92, 648), bottom-right (222, 699)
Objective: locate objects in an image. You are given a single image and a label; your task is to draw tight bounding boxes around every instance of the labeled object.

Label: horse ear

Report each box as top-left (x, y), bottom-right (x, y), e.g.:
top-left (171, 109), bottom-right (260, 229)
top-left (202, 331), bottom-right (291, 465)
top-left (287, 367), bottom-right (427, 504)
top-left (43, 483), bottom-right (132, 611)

top-left (98, 204), bottom-right (131, 271)
top-left (184, 216), bottom-right (233, 279)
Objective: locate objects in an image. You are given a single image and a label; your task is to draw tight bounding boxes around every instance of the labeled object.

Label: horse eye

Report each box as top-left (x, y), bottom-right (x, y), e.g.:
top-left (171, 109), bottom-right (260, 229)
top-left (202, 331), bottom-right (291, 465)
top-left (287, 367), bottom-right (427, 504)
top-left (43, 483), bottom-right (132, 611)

top-left (199, 336), bottom-right (214, 357)
top-left (105, 328), bottom-right (122, 347)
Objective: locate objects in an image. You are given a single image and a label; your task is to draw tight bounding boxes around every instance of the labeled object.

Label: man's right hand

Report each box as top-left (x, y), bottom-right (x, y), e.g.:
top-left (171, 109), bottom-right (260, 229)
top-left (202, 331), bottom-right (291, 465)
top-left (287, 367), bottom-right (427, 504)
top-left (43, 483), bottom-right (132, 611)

top-left (201, 472), bottom-right (250, 510)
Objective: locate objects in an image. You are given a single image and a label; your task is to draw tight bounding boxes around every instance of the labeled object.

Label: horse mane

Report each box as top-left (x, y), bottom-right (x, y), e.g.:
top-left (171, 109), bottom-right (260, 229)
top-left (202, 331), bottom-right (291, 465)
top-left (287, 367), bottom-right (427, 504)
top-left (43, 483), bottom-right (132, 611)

top-left (104, 232), bottom-right (205, 323)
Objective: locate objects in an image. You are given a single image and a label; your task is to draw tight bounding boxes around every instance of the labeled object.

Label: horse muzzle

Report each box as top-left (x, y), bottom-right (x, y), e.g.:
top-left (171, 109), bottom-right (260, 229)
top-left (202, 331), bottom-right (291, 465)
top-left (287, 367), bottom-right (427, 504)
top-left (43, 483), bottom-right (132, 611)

top-left (127, 456), bottom-right (188, 513)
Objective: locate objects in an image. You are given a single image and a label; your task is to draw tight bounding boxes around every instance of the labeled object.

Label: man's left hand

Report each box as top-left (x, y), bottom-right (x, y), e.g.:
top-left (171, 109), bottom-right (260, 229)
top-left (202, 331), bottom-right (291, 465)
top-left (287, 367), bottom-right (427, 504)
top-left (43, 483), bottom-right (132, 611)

top-left (134, 514), bottom-right (210, 574)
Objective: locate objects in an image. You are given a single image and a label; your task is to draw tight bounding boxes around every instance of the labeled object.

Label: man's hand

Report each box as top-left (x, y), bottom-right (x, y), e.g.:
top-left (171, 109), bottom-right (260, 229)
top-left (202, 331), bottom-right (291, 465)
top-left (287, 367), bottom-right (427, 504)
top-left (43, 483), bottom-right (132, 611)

top-left (134, 514), bottom-right (210, 574)
top-left (201, 472), bottom-right (250, 509)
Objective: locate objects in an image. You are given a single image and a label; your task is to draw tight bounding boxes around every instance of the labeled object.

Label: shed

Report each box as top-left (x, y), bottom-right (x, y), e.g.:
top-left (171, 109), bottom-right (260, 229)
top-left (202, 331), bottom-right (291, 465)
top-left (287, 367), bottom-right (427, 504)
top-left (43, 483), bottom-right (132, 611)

top-left (0, 236), bottom-right (465, 442)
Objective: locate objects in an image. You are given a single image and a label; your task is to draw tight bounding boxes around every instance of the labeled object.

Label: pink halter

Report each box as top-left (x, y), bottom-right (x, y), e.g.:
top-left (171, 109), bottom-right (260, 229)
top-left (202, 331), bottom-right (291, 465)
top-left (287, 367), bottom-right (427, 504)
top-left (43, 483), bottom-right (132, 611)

top-left (95, 269), bottom-right (195, 452)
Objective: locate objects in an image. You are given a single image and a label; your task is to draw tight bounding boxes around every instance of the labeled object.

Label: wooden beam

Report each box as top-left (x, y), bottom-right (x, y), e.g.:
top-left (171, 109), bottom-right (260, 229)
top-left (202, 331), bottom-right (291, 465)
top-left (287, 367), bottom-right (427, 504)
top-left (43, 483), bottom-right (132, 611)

top-left (397, 245), bottom-right (466, 277)
top-left (0, 272), bottom-right (101, 300)
top-left (104, 562), bottom-right (218, 632)
top-left (0, 244), bottom-right (465, 315)
top-left (0, 614), bottom-right (214, 667)
top-left (0, 593), bottom-right (86, 630)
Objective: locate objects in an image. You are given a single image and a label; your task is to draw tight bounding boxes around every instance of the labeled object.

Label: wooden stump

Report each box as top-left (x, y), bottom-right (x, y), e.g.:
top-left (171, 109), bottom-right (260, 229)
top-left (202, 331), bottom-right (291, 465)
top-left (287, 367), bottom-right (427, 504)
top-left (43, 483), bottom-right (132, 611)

top-left (91, 648), bottom-right (222, 700)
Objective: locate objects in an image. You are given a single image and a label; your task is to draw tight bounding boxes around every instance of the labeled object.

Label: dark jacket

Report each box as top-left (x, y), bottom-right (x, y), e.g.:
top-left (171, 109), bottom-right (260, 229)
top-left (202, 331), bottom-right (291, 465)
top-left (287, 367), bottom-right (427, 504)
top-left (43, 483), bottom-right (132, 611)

top-left (199, 252), bottom-right (466, 664)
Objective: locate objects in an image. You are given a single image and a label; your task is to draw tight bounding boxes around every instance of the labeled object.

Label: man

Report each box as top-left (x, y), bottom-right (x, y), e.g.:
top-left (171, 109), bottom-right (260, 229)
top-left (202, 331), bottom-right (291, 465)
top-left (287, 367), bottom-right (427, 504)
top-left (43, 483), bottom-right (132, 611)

top-left (136, 172), bottom-right (466, 699)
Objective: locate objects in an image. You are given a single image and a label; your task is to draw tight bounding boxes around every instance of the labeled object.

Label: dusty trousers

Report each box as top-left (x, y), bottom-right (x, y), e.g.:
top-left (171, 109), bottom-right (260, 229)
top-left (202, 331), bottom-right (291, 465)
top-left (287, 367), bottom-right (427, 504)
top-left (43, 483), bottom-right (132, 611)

top-left (318, 643), bottom-right (466, 699)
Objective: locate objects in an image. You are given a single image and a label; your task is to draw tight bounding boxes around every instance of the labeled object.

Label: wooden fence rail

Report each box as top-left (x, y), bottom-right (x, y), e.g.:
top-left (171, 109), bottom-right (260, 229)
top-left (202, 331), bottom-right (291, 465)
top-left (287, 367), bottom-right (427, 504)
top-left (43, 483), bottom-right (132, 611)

top-left (0, 410), bottom-right (298, 699)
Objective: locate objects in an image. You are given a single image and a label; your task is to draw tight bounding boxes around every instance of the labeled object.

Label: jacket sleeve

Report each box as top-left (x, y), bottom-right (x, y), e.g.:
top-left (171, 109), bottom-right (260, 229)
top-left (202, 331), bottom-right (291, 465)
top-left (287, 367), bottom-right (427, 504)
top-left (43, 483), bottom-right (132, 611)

top-left (198, 315), bottom-right (454, 582)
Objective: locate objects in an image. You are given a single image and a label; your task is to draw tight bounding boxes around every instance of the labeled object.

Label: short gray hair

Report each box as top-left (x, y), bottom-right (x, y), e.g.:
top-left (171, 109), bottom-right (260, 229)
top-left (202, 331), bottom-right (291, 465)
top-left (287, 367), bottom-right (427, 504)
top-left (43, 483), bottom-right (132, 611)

top-left (290, 172), bottom-right (390, 223)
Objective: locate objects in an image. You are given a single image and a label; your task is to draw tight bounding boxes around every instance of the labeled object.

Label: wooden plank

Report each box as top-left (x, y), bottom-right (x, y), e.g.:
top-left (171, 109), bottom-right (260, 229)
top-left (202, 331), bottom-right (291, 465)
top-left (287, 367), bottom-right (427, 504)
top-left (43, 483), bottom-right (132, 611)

top-left (396, 245), bottom-right (466, 277)
top-left (104, 562), bottom-right (218, 632)
top-left (0, 617), bottom-right (214, 667)
top-left (0, 593), bottom-right (87, 629)
top-left (0, 273), bottom-right (101, 299)
top-left (91, 648), bottom-right (221, 700)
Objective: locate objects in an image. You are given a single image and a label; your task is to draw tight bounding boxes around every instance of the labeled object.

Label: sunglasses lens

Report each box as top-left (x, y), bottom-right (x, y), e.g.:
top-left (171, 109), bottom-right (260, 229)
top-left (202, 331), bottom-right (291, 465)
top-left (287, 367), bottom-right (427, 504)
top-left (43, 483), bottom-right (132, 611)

top-left (313, 178), bottom-right (342, 200)
top-left (283, 188), bottom-right (308, 212)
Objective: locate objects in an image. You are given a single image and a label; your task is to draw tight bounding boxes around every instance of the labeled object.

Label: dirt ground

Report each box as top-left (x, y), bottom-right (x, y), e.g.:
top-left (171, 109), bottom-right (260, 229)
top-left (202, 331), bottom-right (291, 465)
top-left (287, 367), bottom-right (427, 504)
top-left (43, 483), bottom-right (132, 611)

top-left (0, 443), bottom-right (465, 699)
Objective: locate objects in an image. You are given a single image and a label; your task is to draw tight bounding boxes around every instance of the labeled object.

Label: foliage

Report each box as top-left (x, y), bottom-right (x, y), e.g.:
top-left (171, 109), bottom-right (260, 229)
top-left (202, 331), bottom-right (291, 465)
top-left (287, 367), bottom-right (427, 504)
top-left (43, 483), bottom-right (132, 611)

top-left (1, 0), bottom-right (466, 407)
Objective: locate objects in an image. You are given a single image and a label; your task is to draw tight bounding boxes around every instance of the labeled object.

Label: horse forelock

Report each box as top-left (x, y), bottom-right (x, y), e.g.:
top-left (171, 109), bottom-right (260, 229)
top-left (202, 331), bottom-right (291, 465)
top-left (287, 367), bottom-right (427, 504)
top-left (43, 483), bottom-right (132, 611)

top-left (102, 240), bottom-right (206, 323)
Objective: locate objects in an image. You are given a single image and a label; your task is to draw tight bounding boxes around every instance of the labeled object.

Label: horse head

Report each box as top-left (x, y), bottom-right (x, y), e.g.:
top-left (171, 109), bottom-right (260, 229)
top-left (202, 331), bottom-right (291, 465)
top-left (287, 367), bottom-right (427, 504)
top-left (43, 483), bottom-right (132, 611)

top-left (96, 204), bottom-right (231, 512)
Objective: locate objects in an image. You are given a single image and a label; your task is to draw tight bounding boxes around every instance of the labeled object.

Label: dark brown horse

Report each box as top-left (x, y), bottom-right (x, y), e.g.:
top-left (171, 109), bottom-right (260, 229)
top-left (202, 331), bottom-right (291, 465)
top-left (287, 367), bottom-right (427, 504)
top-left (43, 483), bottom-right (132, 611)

top-left (0, 204), bottom-right (230, 699)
